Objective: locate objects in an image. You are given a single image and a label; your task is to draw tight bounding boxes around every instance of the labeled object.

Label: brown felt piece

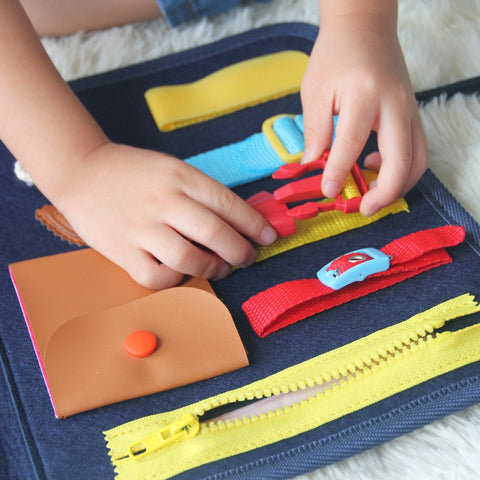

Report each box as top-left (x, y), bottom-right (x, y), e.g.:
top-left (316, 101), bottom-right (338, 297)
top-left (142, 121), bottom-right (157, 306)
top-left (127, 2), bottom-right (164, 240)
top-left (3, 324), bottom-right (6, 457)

top-left (35, 204), bottom-right (86, 246)
top-left (9, 248), bottom-right (248, 418)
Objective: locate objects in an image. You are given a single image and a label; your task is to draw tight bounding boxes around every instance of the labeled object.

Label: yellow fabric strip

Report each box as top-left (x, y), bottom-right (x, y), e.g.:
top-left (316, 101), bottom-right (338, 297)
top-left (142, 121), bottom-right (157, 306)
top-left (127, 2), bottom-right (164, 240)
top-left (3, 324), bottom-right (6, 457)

top-left (255, 170), bottom-right (409, 264)
top-left (105, 294), bottom-right (480, 480)
top-left (144, 51), bottom-right (309, 131)
top-left (341, 172), bottom-right (361, 199)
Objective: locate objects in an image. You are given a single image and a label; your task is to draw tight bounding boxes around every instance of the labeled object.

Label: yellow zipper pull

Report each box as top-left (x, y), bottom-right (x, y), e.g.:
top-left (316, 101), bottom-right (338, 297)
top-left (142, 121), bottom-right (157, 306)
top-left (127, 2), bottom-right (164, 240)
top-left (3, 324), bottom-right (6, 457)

top-left (128, 413), bottom-right (200, 460)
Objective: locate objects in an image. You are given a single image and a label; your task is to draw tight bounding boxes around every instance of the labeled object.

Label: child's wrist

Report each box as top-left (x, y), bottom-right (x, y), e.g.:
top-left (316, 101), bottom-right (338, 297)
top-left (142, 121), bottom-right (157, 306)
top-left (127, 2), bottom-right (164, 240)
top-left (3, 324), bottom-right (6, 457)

top-left (31, 137), bottom-right (112, 210)
top-left (318, 0), bottom-right (398, 34)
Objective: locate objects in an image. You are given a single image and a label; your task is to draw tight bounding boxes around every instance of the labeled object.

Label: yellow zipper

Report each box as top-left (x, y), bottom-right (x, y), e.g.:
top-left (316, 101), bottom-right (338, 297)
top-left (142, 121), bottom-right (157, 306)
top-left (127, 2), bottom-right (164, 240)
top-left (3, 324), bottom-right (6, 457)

top-left (105, 294), bottom-right (480, 480)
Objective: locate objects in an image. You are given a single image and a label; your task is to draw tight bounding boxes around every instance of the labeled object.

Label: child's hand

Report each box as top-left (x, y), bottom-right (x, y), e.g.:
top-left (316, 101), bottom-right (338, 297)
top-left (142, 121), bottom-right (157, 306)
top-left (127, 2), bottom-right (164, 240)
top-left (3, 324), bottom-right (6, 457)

top-left (0, 1), bottom-right (278, 290)
top-left (301, 6), bottom-right (429, 216)
top-left (57, 143), bottom-right (278, 289)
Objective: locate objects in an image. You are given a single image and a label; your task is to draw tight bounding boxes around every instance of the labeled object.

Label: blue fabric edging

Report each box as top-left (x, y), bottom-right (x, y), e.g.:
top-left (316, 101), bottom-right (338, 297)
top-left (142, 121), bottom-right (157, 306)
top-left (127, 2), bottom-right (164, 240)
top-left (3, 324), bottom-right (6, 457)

top-left (200, 375), bottom-right (480, 480)
top-left (417, 169), bottom-right (480, 255)
top-left (0, 338), bottom-right (45, 480)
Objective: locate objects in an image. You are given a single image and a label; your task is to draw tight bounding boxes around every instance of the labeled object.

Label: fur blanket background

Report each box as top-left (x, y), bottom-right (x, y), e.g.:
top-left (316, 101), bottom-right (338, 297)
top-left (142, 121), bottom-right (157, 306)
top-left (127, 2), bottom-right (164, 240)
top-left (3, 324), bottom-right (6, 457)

top-left (19, 1), bottom-right (480, 478)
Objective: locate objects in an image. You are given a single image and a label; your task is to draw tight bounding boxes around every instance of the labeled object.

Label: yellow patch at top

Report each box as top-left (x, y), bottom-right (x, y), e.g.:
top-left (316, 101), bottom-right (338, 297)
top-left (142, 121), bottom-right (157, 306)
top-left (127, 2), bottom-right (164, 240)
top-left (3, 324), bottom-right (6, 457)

top-left (144, 50), bottom-right (309, 131)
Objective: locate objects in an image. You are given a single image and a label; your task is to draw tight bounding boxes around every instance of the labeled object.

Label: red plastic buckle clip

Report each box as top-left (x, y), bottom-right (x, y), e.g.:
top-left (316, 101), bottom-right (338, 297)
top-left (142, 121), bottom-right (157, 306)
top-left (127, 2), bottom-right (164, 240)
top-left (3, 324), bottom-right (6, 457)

top-left (247, 151), bottom-right (369, 236)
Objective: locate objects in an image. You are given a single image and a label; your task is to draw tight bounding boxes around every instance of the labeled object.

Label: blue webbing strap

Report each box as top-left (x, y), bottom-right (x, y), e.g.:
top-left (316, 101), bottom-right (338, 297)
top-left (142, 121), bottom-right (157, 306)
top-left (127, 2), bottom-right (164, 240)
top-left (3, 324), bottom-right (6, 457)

top-left (184, 114), bottom-right (305, 187)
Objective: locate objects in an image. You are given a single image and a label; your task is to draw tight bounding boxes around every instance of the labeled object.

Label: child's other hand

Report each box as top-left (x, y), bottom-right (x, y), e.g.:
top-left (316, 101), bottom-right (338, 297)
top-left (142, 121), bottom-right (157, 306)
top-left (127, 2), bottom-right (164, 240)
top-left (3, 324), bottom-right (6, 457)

top-left (301, 9), bottom-right (429, 216)
top-left (57, 143), bottom-right (278, 289)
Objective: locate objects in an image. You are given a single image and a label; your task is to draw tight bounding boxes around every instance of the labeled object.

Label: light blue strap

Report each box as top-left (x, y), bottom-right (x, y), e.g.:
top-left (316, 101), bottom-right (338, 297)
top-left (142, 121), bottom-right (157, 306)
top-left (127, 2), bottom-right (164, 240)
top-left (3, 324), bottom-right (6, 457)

top-left (271, 115), bottom-right (305, 154)
top-left (185, 132), bottom-right (287, 188)
top-left (184, 114), bottom-right (336, 188)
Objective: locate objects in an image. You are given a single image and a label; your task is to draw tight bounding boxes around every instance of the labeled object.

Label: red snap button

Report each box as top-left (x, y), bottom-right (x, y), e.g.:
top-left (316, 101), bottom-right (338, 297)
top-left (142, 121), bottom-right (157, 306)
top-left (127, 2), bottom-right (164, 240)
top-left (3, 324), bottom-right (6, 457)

top-left (124, 330), bottom-right (157, 358)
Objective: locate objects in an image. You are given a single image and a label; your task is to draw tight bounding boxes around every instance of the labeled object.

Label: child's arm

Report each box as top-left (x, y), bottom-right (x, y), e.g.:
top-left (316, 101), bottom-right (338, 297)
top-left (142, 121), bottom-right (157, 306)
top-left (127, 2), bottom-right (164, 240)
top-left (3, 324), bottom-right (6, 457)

top-left (19, 0), bottom-right (161, 37)
top-left (301, 0), bottom-right (429, 216)
top-left (0, 0), bottom-right (277, 289)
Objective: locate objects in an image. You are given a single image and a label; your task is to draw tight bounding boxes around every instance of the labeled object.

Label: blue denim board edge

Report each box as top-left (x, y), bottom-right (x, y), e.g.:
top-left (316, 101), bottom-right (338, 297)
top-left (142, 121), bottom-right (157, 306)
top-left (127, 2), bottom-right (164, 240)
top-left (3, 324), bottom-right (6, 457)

top-left (187, 170), bottom-right (480, 480)
top-left (1, 23), bottom-right (480, 480)
top-left (0, 338), bottom-right (43, 480)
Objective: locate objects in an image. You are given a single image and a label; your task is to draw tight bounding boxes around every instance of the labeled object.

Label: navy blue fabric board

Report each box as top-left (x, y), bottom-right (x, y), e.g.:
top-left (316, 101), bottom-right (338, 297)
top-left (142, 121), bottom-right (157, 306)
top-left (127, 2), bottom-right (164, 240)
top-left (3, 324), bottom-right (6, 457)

top-left (1, 23), bottom-right (480, 480)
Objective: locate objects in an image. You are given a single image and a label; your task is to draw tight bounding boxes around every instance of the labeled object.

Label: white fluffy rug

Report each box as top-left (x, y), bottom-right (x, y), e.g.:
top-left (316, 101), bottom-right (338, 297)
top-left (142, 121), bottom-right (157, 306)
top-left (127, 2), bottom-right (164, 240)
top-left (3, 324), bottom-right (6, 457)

top-left (22, 1), bottom-right (480, 478)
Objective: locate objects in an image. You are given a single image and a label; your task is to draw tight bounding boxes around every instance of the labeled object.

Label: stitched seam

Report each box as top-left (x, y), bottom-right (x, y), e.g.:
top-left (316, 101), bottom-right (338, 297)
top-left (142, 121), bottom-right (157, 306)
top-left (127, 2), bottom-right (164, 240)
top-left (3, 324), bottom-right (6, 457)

top-left (416, 170), bottom-right (480, 255)
top-left (185, 0), bottom-right (197, 19)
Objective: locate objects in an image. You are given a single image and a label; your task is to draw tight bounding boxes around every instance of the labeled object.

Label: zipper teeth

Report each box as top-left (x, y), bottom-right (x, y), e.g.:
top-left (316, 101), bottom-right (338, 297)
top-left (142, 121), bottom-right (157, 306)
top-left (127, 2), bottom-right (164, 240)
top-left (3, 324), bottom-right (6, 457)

top-left (108, 295), bottom-right (480, 470)
top-left (195, 327), bottom-right (437, 431)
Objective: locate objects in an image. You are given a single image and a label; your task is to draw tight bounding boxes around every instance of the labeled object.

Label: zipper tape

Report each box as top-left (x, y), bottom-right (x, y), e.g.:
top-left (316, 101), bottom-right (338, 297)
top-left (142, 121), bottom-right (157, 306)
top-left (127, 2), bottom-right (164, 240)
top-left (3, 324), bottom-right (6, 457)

top-left (104, 293), bottom-right (480, 480)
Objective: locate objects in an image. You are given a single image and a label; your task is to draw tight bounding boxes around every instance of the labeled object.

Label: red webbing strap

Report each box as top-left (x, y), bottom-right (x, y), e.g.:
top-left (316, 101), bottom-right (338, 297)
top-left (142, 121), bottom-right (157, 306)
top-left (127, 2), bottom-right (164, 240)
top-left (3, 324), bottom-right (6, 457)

top-left (242, 226), bottom-right (465, 337)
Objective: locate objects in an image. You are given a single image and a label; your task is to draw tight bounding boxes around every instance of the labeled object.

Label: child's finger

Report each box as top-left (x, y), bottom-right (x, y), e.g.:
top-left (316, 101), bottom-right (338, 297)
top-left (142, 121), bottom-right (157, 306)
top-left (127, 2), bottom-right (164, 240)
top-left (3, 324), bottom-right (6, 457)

top-left (145, 223), bottom-right (232, 280)
top-left (182, 170), bottom-right (277, 247)
top-left (360, 109), bottom-right (412, 216)
top-left (121, 248), bottom-right (185, 290)
top-left (300, 97), bottom-right (334, 164)
top-left (401, 112), bottom-right (429, 196)
top-left (322, 103), bottom-right (376, 198)
top-left (162, 197), bottom-right (258, 269)
top-left (363, 151), bottom-right (382, 172)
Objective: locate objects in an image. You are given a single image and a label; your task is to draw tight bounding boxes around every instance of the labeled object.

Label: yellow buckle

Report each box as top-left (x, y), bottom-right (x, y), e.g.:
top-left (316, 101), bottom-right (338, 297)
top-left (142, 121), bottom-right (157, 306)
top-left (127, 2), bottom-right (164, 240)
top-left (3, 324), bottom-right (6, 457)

top-left (262, 114), bottom-right (304, 164)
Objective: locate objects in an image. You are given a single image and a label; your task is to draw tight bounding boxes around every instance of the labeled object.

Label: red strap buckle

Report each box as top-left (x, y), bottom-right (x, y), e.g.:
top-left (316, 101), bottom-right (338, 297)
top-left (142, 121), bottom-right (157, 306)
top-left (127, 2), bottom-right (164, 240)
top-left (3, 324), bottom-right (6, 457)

top-left (317, 248), bottom-right (391, 290)
top-left (246, 151), bottom-right (369, 236)
top-left (242, 226), bottom-right (466, 337)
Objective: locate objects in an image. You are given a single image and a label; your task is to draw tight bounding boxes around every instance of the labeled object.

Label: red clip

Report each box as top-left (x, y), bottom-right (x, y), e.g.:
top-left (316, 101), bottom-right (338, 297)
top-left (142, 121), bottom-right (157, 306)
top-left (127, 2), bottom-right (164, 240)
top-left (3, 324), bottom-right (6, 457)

top-left (273, 174), bottom-right (323, 203)
top-left (287, 196), bottom-right (362, 220)
top-left (246, 191), bottom-right (296, 236)
top-left (350, 162), bottom-right (369, 196)
top-left (247, 151), bottom-right (368, 236)
top-left (272, 150), bottom-right (330, 179)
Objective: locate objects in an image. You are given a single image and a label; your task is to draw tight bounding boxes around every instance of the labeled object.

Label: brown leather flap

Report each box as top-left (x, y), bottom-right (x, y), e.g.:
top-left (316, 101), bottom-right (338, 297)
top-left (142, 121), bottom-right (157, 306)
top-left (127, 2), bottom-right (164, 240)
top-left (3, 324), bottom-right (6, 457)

top-left (9, 248), bottom-right (248, 418)
top-left (45, 287), bottom-right (248, 418)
